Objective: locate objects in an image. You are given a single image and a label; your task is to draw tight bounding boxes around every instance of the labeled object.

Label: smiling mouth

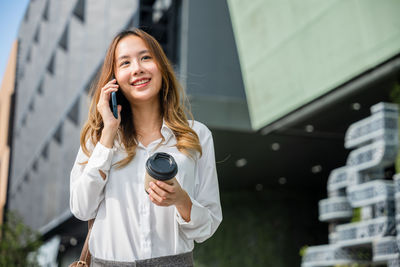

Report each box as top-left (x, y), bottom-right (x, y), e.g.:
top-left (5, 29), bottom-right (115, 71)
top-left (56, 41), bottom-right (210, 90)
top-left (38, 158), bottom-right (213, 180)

top-left (132, 78), bottom-right (151, 86)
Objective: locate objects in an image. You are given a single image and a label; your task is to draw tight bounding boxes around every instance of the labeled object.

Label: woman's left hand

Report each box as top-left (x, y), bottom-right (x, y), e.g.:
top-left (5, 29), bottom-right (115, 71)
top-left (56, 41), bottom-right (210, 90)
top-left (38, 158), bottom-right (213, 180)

top-left (147, 179), bottom-right (185, 206)
top-left (147, 179), bottom-right (192, 221)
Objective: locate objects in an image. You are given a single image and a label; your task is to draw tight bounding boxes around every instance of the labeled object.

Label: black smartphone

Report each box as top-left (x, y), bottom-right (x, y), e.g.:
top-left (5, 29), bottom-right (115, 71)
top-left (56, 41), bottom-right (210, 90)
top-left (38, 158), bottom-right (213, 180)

top-left (109, 77), bottom-right (120, 119)
top-left (111, 91), bottom-right (118, 119)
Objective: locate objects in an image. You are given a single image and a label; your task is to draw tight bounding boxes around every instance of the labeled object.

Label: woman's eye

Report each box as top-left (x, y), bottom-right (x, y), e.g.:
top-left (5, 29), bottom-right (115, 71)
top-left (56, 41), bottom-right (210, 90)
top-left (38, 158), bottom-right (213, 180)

top-left (120, 61), bottom-right (129, 66)
top-left (141, 55), bottom-right (152, 61)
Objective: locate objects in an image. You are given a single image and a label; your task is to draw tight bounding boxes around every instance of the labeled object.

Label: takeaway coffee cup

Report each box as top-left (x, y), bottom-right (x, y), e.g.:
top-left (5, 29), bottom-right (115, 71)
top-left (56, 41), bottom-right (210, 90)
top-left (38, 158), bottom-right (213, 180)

top-left (145, 152), bottom-right (178, 193)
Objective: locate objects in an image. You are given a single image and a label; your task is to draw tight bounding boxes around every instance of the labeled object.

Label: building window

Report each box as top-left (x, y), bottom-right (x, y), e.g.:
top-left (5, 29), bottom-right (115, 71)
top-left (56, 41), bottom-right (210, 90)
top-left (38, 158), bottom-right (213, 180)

top-left (54, 123), bottom-right (63, 145)
top-left (67, 97), bottom-right (80, 126)
top-left (21, 114), bottom-right (27, 126)
top-left (32, 160), bottom-right (38, 172)
top-left (47, 52), bottom-right (55, 75)
top-left (73, 0), bottom-right (85, 23)
top-left (59, 24), bottom-right (69, 51)
top-left (24, 4), bottom-right (30, 22)
top-left (42, 0), bottom-right (50, 21)
top-left (41, 143), bottom-right (49, 159)
top-left (34, 25), bottom-right (40, 43)
top-left (139, 0), bottom-right (181, 65)
top-left (37, 79), bottom-right (43, 95)
top-left (29, 99), bottom-right (34, 111)
top-left (26, 47), bottom-right (31, 62)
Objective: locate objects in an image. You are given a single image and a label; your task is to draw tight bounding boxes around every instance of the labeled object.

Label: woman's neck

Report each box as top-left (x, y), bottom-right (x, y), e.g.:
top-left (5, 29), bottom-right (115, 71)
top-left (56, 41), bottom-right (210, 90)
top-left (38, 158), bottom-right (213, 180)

top-left (131, 101), bottom-right (163, 138)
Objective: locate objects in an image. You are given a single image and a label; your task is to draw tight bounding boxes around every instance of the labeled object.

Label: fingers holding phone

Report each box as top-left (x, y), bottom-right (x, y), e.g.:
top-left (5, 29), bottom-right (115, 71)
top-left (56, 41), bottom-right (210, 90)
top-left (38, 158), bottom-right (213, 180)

top-left (97, 78), bottom-right (122, 131)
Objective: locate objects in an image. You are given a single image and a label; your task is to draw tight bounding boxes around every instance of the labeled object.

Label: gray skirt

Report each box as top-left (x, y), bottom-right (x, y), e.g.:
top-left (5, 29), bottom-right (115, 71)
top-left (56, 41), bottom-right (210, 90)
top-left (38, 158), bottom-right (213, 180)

top-left (91, 251), bottom-right (194, 267)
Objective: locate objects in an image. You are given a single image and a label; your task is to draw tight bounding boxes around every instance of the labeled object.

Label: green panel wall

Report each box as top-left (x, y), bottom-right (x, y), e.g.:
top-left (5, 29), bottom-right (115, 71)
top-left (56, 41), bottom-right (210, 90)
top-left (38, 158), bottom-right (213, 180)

top-left (227, 0), bottom-right (400, 130)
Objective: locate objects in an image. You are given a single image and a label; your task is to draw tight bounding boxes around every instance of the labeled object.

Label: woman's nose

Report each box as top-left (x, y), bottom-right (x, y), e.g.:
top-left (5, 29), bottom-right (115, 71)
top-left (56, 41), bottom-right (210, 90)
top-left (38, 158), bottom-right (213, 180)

top-left (131, 60), bottom-right (144, 75)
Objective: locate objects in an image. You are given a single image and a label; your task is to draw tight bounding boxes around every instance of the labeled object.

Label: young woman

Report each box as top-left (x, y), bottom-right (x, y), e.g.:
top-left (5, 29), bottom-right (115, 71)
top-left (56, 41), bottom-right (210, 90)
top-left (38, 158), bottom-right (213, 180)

top-left (69, 28), bottom-right (222, 266)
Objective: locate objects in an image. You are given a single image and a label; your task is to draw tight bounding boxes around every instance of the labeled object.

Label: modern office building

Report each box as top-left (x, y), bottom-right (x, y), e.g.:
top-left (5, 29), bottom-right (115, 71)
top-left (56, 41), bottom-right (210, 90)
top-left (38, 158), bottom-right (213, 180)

top-left (3, 0), bottom-right (400, 266)
top-left (0, 41), bottom-right (17, 225)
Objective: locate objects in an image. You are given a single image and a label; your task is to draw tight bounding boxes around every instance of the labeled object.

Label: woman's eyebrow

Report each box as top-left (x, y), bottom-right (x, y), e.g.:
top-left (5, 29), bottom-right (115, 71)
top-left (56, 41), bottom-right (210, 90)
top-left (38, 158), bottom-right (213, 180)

top-left (117, 50), bottom-right (149, 61)
top-left (117, 55), bottom-right (130, 61)
top-left (138, 49), bottom-right (149, 55)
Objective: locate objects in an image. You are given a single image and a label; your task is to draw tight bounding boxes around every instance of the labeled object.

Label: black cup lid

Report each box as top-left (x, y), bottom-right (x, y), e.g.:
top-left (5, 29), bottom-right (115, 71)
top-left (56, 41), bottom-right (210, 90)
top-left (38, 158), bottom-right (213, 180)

top-left (145, 152), bottom-right (178, 181)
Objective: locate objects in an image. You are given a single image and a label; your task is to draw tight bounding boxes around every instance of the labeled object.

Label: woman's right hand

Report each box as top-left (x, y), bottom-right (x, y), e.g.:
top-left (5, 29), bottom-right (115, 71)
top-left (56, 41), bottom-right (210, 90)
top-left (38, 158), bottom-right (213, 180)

top-left (97, 79), bottom-right (122, 147)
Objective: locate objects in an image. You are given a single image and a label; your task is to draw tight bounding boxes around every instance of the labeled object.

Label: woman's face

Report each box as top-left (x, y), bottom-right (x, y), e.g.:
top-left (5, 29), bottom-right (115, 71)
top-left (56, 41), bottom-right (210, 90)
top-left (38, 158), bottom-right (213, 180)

top-left (114, 35), bottom-right (162, 105)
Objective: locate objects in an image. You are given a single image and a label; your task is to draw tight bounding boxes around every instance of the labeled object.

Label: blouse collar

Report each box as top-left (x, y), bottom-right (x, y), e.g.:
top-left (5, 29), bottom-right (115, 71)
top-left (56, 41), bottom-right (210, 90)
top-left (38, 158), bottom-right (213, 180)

top-left (114, 119), bottom-right (175, 150)
top-left (160, 119), bottom-right (174, 143)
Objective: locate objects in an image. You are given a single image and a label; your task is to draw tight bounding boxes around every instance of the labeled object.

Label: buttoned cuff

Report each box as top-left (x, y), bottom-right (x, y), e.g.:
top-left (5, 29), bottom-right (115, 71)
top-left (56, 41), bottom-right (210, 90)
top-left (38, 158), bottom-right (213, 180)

top-left (86, 142), bottom-right (114, 173)
top-left (175, 197), bottom-right (208, 227)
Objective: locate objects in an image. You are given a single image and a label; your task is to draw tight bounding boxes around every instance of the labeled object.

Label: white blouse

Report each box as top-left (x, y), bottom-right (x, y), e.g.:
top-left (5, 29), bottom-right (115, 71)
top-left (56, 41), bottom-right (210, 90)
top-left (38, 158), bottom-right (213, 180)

top-left (69, 120), bottom-right (222, 261)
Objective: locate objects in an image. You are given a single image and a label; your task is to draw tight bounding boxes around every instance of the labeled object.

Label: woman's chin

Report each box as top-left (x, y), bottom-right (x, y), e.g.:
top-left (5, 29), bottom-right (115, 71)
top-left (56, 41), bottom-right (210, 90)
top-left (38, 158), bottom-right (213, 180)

top-left (128, 93), bottom-right (159, 104)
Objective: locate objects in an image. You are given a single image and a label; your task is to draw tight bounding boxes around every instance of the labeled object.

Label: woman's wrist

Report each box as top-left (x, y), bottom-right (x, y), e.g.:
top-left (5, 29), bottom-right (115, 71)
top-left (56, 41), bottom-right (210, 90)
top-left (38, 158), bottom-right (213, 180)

top-left (175, 190), bottom-right (192, 222)
top-left (100, 128), bottom-right (117, 148)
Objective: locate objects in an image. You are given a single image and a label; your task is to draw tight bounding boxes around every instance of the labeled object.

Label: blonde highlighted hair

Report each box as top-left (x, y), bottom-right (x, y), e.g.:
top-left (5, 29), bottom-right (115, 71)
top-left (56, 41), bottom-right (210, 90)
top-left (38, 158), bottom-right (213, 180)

top-left (80, 28), bottom-right (201, 168)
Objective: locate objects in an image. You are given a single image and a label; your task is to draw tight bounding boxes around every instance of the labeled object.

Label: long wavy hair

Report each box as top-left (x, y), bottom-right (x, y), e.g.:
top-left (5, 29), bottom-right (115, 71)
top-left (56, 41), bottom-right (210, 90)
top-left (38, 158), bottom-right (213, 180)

top-left (80, 28), bottom-right (202, 168)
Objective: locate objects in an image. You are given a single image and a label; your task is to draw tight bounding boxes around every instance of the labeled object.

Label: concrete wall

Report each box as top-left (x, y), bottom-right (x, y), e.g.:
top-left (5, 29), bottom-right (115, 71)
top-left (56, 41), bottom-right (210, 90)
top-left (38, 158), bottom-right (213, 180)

top-left (9, 0), bottom-right (139, 231)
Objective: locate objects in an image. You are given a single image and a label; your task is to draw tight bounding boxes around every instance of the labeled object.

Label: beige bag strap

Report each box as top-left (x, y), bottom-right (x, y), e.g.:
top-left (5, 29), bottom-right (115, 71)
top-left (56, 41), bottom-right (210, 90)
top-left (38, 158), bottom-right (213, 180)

top-left (77, 219), bottom-right (95, 266)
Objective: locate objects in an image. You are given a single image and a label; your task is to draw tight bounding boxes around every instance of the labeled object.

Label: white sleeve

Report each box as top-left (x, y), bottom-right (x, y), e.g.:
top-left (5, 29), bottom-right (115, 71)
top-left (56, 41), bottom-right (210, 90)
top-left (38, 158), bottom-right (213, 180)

top-left (175, 127), bottom-right (223, 243)
top-left (69, 141), bottom-right (114, 221)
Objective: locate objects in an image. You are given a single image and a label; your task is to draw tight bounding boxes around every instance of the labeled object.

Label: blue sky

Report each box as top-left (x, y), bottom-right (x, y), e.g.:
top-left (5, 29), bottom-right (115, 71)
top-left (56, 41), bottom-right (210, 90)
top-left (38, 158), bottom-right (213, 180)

top-left (0, 0), bottom-right (30, 82)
